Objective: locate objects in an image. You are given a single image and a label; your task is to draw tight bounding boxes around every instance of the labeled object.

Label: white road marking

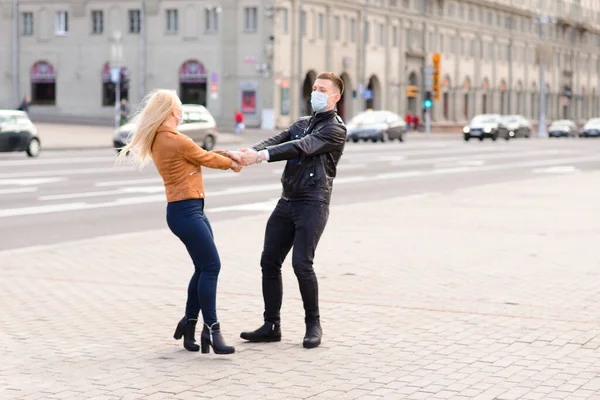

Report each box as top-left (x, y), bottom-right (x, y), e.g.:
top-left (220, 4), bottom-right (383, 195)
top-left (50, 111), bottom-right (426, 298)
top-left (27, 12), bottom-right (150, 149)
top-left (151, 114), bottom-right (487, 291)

top-left (394, 150), bottom-right (567, 168)
top-left (272, 163), bottom-right (367, 175)
top-left (0, 156), bottom-right (116, 167)
top-left (533, 166), bottom-right (580, 174)
top-left (94, 173), bottom-right (237, 187)
top-left (2, 155), bottom-right (600, 218)
top-left (0, 187), bottom-right (38, 195)
top-left (0, 178), bottom-right (66, 186)
top-left (39, 182), bottom-right (283, 201)
top-left (0, 167), bottom-right (136, 179)
top-left (209, 199), bottom-right (280, 213)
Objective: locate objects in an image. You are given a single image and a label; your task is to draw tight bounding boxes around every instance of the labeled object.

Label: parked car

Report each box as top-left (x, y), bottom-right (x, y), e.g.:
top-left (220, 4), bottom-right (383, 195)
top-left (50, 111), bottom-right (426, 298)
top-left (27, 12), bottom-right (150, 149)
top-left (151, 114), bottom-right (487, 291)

top-left (502, 115), bottom-right (532, 139)
top-left (0, 110), bottom-right (41, 157)
top-left (579, 118), bottom-right (600, 138)
top-left (548, 119), bottom-right (577, 138)
top-left (113, 104), bottom-right (219, 152)
top-left (346, 110), bottom-right (406, 143)
top-left (463, 114), bottom-right (509, 141)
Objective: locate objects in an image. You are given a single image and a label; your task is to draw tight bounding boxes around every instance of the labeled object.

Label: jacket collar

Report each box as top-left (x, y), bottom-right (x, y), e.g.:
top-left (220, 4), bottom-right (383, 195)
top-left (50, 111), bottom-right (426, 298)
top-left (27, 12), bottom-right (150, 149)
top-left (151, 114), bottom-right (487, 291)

top-left (311, 109), bottom-right (337, 122)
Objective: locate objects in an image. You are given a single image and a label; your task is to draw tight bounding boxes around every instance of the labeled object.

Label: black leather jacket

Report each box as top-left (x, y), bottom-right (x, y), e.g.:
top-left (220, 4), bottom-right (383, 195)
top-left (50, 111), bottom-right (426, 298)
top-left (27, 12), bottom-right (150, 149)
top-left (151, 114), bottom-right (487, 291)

top-left (252, 110), bottom-right (347, 204)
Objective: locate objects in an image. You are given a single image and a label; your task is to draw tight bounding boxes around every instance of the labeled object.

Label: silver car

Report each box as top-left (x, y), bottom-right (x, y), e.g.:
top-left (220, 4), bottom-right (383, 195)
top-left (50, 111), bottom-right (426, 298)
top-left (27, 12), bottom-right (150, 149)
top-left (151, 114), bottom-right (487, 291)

top-left (346, 110), bottom-right (407, 143)
top-left (113, 104), bottom-right (219, 152)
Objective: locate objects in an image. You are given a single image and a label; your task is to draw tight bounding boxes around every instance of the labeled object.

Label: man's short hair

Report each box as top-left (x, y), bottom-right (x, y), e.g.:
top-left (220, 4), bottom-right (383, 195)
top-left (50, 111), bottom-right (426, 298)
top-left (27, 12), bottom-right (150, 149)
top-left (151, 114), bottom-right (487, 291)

top-left (317, 72), bottom-right (344, 96)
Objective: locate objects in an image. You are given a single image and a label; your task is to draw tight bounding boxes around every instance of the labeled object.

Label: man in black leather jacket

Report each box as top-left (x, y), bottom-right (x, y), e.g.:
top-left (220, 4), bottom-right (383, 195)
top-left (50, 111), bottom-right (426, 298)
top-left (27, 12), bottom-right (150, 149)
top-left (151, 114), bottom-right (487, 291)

top-left (234, 72), bottom-right (347, 349)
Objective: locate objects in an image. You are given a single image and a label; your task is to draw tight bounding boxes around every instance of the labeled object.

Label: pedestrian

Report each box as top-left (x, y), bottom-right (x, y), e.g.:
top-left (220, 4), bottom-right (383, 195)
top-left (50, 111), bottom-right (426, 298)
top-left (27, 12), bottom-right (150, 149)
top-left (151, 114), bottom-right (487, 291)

top-left (229, 72), bottom-right (347, 349)
top-left (18, 96), bottom-right (31, 115)
top-left (405, 112), bottom-right (413, 130)
top-left (116, 89), bottom-right (243, 355)
top-left (413, 114), bottom-right (420, 131)
top-left (234, 109), bottom-right (245, 135)
top-left (119, 99), bottom-right (130, 126)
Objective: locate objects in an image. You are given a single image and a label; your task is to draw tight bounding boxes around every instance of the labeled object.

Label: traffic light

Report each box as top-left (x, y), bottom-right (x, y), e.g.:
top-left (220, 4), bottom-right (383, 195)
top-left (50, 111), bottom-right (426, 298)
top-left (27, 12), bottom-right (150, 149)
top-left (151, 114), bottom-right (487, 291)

top-left (432, 53), bottom-right (441, 101)
top-left (424, 91), bottom-right (433, 109)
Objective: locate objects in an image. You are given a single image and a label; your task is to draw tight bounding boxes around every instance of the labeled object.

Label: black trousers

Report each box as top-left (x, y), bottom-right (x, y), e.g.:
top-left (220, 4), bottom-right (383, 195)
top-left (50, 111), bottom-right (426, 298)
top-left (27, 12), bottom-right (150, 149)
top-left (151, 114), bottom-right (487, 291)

top-left (261, 198), bottom-right (330, 324)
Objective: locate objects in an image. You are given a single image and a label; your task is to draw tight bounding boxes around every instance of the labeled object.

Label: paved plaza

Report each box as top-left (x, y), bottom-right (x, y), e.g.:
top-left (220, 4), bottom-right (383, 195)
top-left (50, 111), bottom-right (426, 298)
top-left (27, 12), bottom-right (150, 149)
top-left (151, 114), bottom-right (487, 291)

top-left (2, 170), bottom-right (600, 399)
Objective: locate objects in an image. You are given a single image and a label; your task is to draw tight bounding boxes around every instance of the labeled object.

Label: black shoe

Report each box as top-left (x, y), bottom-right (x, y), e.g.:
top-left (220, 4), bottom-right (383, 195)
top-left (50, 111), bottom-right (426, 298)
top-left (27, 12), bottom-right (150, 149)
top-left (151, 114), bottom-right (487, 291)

top-left (201, 322), bottom-right (235, 355)
top-left (173, 316), bottom-right (200, 352)
top-left (240, 322), bottom-right (282, 343)
top-left (303, 320), bottom-right (322, 349)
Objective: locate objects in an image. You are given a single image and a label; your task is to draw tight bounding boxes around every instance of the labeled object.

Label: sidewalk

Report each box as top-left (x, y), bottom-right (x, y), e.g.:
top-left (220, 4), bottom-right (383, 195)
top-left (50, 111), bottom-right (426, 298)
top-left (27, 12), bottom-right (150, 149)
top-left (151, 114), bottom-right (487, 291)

top-left (2, 172), bottom-right (600, 399)
top-left (37, 123), bottom-right (244, 151)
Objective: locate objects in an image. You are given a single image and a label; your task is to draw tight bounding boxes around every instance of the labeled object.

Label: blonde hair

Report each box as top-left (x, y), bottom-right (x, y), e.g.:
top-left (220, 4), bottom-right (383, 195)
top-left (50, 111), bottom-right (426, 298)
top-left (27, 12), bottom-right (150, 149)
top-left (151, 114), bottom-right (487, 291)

top-left (116, 89), bottom-right (181, 169)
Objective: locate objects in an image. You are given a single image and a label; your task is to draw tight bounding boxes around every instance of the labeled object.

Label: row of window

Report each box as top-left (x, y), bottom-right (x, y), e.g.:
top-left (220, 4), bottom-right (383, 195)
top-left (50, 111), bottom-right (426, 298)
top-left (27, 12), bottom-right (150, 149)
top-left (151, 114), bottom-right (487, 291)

top-left (20, 7), bottom-right (259, 37)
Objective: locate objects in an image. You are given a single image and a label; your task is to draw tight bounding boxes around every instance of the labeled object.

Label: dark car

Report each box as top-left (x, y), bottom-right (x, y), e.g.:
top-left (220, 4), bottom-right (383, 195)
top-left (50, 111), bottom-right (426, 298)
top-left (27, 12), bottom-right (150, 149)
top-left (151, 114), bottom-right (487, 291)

top-left (463, 114), bottom-right (509, 141)
top-left (0, 110), bottom-right (41, 157)
top-left (548, 120), bottom-right (577, 138)
top-left (345, 110), bottom-right (407, 143)
top-left (580, 118), bottom-right (600, 138)
top-left (502, 115), bottom-right (532, 140)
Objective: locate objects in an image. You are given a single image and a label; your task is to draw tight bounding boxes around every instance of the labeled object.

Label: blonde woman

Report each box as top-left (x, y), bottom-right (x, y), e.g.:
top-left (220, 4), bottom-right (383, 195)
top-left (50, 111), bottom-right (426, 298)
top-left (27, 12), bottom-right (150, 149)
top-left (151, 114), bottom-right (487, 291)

top-left (118, 89), bottom-right (241, 355)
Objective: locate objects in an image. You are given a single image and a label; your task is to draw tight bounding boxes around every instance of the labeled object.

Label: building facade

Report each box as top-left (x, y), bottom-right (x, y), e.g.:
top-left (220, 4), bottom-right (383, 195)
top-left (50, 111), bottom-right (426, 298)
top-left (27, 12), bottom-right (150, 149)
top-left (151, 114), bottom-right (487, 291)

top-left (1, 0), bottom-right (600, 129)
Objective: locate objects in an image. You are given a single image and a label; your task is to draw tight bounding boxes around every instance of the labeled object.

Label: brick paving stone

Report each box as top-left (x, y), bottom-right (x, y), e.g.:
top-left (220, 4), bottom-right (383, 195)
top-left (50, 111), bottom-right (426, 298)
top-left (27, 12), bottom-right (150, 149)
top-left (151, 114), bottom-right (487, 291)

top-left (3, 172), bottom-right (600, 399)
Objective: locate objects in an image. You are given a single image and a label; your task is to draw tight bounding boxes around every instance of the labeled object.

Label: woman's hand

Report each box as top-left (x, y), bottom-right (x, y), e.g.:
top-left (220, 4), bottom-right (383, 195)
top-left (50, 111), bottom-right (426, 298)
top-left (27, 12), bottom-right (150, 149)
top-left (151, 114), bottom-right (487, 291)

top-left (231, 160), bottom-right (243, 173)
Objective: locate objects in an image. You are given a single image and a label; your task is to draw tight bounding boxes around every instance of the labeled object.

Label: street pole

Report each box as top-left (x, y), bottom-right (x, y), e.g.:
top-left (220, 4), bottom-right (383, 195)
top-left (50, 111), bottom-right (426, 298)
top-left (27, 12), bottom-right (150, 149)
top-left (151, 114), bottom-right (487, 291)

top-left (362, 0), bottom-right (368, 111)
top-left (12, 0), bottom-right (20, 106)
top-left (111, 30), bottom-right (123, 130)
top-left (508, 16), bottom-right (513, 115)
top-left (297, 0), bottom-right (304, 117)
top-left (537, 16), bottom-right (551, 138)
top-left (139, 0), bottom-right (146, 100)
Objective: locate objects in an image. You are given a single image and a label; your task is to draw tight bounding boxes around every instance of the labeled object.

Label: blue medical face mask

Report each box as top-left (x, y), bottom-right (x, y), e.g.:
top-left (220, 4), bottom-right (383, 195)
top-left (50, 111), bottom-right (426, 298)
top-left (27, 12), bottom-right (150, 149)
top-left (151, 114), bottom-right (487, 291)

top-left (311, 91), bottom-right (335, 113)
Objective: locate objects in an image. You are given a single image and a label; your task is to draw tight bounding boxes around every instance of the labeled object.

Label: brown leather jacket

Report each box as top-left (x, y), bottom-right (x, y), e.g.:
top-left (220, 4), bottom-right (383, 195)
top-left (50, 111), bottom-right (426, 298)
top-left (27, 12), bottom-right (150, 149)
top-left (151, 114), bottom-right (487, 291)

top-left (151, 127), bottom-right (233, 202)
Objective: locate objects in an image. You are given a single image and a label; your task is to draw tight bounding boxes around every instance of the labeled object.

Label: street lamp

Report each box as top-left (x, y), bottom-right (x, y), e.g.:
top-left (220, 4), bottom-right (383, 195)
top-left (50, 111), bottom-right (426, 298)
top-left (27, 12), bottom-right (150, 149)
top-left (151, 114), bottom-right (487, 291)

top-left (110, 30), bottom-right (123, 129)
top-left (533, 13), bottom-right (556, 138)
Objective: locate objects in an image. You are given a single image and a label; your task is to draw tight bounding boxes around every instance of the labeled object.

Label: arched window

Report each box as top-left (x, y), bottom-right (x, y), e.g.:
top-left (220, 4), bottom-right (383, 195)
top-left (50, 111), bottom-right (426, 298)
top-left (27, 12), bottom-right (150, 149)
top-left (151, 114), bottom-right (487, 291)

top-left (31, 61), bottom-right (56, 105)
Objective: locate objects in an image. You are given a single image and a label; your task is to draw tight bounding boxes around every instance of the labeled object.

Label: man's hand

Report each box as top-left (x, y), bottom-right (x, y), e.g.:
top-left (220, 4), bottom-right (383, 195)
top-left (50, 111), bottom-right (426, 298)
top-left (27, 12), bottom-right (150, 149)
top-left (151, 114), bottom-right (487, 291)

top-left (231, 160), bottom-right (243, 173)
top-left (225, 151), bottom-right (243, 164)
top-left (238, 148), bottom-right (259, 166)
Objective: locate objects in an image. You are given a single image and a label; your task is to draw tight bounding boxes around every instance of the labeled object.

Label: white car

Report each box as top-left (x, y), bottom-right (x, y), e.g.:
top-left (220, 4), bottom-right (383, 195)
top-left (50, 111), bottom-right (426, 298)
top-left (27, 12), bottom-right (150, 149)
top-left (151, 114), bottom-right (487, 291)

top-left (0, 110), bottom-right (41, 157)
top-left (580, 118), bottom-right (600, 138)
top-left (502, 115), bottom-right (532, 139)
top-left (113, 104), bottom-right (219, 152)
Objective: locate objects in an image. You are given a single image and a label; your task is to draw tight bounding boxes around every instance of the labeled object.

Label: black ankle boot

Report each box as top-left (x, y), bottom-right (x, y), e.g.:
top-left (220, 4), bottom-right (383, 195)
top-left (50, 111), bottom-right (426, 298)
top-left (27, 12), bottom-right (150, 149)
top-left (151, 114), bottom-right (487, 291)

top-left (240, 322), bottom-right (281, 342)
top-left (173, 316), bottom-right (200, 352)
top-left (303, 320), bottom-right (322, 349)
top-left (201, 322), bottom-right (235, 355)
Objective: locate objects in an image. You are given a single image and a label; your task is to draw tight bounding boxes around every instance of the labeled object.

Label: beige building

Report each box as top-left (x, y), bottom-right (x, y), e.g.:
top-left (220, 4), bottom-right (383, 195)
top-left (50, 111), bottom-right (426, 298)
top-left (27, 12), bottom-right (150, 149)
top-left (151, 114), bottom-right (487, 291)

top-left (1, 0), bottom-right (600, 129)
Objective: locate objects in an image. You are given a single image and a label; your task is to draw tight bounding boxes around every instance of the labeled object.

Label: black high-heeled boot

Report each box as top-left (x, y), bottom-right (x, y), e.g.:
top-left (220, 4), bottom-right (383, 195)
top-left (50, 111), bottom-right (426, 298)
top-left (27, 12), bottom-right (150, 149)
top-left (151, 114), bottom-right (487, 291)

top-left (201, 322), bottom-right (235, 355)
top-left (173, 316), bottom-right (200, 352)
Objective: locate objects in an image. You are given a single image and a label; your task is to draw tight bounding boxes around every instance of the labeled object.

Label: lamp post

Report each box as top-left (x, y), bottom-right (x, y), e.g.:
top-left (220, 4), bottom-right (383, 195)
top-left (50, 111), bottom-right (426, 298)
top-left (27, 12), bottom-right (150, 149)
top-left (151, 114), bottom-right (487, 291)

top-left (110, 30), bottom-right (123, 130)
top-left (533, 12), bottom-right (556, 138)
top-left (297, 0), bottom-right (304, 118)
top-left (12, 0), bottom-right (20, 106)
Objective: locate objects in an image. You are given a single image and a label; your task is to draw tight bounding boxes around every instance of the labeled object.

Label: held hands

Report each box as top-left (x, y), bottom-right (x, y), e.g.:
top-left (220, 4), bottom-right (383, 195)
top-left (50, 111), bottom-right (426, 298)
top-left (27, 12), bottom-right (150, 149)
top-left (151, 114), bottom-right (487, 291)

top-left (221, 148), bottom-right (260, 170)
top-left (238, 148), bottom-right (259, 166)
top-left (231, 160), bottom-right (243, 173)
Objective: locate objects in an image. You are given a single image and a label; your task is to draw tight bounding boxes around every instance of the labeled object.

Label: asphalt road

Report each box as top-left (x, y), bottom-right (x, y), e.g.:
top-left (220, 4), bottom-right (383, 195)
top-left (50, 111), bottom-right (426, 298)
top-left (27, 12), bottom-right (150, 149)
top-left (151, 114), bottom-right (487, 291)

top-left (2, 135), bottom-right (600, 250)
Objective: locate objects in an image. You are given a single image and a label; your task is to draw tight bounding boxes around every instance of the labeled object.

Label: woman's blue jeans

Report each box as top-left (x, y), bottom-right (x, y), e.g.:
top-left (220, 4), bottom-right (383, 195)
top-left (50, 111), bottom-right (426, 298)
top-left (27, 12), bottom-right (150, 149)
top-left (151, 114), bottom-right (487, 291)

top-left (166, 199), bottom-right (220, 326)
